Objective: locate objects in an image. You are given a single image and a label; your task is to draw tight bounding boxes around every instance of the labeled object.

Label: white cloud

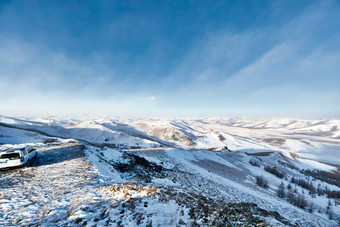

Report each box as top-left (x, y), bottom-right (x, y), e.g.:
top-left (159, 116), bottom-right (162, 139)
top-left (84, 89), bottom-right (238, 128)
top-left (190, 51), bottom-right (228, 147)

top-left (0, 37), bottom-right (118, 98)
top-left (223, 43), bottom-right (295, 89)
top-left (148, 96), bottom-right (156, 101)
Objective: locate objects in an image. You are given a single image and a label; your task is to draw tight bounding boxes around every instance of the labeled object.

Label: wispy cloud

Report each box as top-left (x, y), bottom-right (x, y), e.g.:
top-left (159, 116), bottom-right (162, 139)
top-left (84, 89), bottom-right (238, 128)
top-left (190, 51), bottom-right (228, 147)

top-left (0, 0), bottom-right (339, 118)
top-left (0, 37), bottom-right (119, 98)
top-left (157, 1), bottom-right (340, 117)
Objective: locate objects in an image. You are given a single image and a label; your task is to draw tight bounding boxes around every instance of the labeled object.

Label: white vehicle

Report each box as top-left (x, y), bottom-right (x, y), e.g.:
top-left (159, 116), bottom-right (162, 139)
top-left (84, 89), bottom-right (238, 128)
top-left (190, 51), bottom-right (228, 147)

top-left (0, 146), bottom-right (37, 170)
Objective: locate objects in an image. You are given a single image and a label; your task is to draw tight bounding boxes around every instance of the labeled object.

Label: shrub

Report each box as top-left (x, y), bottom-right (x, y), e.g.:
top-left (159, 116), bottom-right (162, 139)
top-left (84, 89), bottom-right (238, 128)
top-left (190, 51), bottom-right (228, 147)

top-left (249, 159), bottom-right (260, 167)
top-left (264, 165), bottom-right (285, 179)
top-left (327, 190), bottom-right (340, 199)
top-left (286, 189), bottom-right (308, 209)
top-left (291, 177), bottom-right (336, 198)
top-left (256, 175), bottom-right (269, 189)
top-left (302, 169), bottom-right (340, 188)
top-left (277, 182), bottom-right (286, 198)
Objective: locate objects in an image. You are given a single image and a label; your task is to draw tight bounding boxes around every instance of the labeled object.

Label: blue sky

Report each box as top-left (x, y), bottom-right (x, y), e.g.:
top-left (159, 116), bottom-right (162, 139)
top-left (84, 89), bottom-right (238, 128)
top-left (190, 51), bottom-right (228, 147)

top-left (0, 0), bottom-right (339, 118)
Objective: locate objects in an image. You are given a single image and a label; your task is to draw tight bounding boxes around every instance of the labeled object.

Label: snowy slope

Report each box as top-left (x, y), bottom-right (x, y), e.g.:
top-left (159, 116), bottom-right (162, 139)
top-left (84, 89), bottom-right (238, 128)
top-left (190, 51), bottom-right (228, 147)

top-left (1, 115), bottom-right (340, 226)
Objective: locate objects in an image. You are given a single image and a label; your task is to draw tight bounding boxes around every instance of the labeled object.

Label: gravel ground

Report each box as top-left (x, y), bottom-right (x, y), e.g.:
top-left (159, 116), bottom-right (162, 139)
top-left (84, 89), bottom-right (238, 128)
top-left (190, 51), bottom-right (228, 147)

top-left (0, 143), bottom-right (99, 226)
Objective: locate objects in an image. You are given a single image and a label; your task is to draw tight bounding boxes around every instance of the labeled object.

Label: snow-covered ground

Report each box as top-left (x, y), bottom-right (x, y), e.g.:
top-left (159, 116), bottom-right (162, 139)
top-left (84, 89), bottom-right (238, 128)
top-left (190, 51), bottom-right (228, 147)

top-left (0, 115), bottom-right (339, 226)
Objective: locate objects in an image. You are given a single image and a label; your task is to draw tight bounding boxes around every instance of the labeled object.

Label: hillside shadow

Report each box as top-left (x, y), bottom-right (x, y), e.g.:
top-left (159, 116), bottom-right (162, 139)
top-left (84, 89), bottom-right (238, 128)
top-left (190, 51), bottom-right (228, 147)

top-left (101, 122), bottom-right (176, 147)
top-left (29, 144), bottom-right (85, 168)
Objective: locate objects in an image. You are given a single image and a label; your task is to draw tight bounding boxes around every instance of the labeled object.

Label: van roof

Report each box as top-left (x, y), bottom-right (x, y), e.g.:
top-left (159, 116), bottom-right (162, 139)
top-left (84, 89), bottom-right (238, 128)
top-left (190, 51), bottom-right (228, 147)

top-left (7, 148), bottom-right (25, 152)
top-left (1, 146), bottom-right (30, 153)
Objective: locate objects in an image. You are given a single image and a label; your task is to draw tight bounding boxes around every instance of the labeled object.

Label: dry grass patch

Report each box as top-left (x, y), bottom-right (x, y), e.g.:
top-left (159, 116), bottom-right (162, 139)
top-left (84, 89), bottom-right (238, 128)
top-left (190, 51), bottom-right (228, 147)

top-left (98, 182), bottom-right (161, 201)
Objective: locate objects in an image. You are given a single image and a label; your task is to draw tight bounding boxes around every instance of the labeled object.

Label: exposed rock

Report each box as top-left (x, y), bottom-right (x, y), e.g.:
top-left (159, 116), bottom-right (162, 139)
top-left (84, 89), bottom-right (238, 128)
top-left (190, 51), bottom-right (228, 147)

top-left (178, 219), bottom-right (186, 225)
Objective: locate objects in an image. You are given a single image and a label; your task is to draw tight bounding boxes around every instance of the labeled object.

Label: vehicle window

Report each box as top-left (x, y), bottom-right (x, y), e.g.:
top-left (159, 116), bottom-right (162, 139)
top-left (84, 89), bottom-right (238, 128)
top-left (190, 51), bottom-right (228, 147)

top-left (28, 147), bottom-right (35, 153)
top-left (22, 149), bottom-right (28, 156)
top-left (0, 153), bottom-right (20, 160)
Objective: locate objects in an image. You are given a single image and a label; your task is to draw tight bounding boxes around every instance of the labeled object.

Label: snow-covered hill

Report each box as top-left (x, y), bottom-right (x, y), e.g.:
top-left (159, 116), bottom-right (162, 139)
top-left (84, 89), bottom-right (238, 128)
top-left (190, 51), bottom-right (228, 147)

top-left (0, 115), bottom-right (339, 226)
